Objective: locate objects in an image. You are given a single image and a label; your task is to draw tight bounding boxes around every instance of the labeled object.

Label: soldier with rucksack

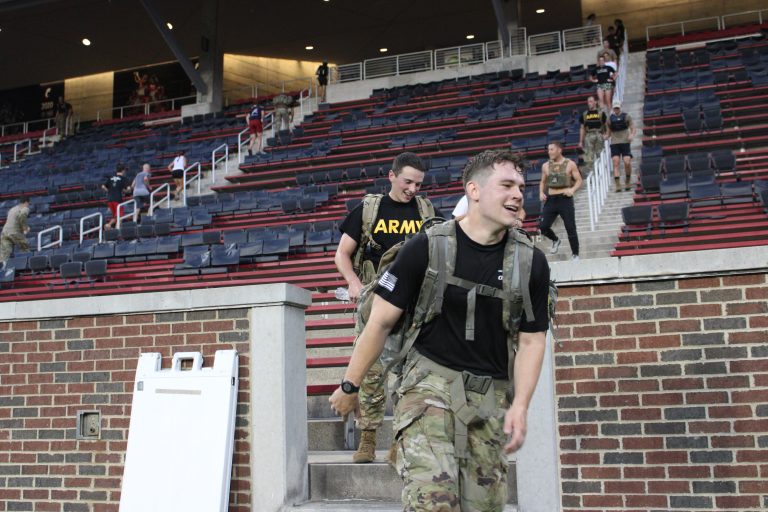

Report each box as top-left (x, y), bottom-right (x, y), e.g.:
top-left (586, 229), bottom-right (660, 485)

top-left (330, 149), bottom-right (551, 511)
top-left (334, 152), bottom-right (436, 463)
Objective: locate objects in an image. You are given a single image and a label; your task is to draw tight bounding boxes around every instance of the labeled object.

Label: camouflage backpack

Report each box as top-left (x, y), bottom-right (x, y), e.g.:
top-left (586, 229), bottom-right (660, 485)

top-left (351, 193), bottom-right (435, 284)
top-left (353, 218), bottom-right (558, 386)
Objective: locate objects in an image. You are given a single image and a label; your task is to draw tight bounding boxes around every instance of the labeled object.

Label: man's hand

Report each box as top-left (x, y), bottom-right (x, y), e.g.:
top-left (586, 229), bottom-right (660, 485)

top-left (539, 192), bottom-right (547, 203)
top-left (577, 141), bottom-right (583, 149)
top-left (348, 281), bottom-right (364, 302)
top-left (329, 387), bottom-right (360, 418)
top-left (503, 403), bottom-right (528, 453)
top-left (563, 188), bottom-right (574, 197)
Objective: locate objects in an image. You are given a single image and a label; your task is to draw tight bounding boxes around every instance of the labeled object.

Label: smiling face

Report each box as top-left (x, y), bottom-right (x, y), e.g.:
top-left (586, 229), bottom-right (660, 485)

top-left (547, 143), bottom-right (562, 161)
top-left (468, 161), bottom-right (525, 231)
top-left (388, 165), bottom-right (424, 203)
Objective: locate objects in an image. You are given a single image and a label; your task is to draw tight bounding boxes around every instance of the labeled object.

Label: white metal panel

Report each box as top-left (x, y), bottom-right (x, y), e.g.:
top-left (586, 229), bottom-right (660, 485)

top-left (120, 350), bottom-right (239, 512)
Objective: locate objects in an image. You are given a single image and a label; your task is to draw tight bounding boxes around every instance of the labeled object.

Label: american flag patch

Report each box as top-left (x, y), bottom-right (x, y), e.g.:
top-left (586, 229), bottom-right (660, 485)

top-left (378, 271), bottom-right (398, 292)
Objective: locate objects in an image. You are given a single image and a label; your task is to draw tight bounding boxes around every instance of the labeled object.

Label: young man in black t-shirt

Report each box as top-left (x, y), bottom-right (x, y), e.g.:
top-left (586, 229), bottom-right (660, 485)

top-left (102, 164), bottom-right (131, 229)
top-left (330, 149), bottom-right (550, 510)
top-left (335, 151), bottom-right (436, 463)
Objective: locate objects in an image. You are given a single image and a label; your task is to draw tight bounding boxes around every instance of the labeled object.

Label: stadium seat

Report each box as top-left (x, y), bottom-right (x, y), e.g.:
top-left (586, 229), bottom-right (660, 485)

top-left (657, 202), bottom-right (689, 232)
top-left (621, 205), bottom-right (654, 238)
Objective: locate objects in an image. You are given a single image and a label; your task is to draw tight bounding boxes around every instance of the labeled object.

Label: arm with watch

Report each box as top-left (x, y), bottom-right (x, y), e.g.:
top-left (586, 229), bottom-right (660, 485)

top-left (329, 295), bottom-right (405, 417)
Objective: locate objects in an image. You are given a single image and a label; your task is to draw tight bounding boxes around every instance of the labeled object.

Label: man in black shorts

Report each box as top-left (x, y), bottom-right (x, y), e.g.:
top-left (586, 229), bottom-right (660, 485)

top-left (607, 100), bottom-right (636, 192)
top-left (316, 61), bottom-right (329, 102)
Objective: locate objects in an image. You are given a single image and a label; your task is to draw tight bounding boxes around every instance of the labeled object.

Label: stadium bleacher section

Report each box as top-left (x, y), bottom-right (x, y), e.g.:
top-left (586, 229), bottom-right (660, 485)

top-left (614, 32), bottom-right (768, 256)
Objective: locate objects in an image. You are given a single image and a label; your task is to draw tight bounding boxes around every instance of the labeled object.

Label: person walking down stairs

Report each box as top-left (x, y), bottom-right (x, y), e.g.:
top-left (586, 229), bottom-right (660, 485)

top-left (538, 142), bottom-right (583, 261)
top-left (606, 100), bottom-right (637, 192)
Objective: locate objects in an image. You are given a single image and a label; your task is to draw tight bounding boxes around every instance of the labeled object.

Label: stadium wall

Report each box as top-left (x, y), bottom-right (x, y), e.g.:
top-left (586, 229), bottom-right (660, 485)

top-left (552, 246), bottom-right (768, 511)
top-left (0, 283), bottom-right (311, 512)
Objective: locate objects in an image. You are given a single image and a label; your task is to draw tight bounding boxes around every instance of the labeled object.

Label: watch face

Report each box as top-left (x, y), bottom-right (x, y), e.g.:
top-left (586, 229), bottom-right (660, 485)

top-left (341, 381), bottom-right (358, 394)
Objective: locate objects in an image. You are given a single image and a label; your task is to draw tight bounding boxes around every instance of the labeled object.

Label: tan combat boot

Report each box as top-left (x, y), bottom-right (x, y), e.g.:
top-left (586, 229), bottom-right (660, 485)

top-left (352, 429), bottom-right (376, 463)
top-left (625, 173), bottom-right (633, 191)
top-left (614, 177), bottom-right (622, 193)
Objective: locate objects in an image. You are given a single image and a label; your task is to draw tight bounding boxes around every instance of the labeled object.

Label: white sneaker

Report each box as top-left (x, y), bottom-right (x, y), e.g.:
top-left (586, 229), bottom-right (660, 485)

top-left (572, 255), bottom-right (580, 261)
top-left (550, 239), bottom-right (561, 254)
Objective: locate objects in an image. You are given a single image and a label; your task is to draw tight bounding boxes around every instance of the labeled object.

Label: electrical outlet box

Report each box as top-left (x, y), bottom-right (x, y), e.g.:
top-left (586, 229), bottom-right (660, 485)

top-left (76, 410), bottom-right (101, 440)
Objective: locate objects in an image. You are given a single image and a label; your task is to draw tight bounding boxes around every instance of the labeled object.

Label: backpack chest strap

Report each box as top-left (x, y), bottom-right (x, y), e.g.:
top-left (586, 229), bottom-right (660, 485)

top-left (444, 274), bottom-right (513, 341)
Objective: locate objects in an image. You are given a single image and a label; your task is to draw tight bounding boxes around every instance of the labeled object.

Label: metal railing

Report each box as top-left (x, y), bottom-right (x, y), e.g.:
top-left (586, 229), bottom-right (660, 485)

top-left (37, 226), bottom-right (63, 251)
top-left (364, 50), bottom-right (434, 80)
top-left (646, 16), bottom-right (721, 41)
top-left (0, 116), bottom-right (54, 138)
top-left (613, 33), bottom-right (630, 105)
top-left (116, 199), bottom-right (137, 228)
top-left (182, 162), bottom-right (202, 206)
top-left (149, 183), bottom-right (171, 216)
top-left (96, 94), bottom-right (196, 121)
top-left (509, 27), bottom-right (528, 57)
top-left (13, 139), bottom-right (33, 162)
top-left (434, 43), bottom-right (486, 69)
top-left (41, 127), bottom-right (57, 148)
top-left (585, 141), bottom-right (613, 231)
top-left (528, 31), bottom-right (563, 56)
top-left (563, 26), bottom-right (603, 51)
top-left (721, 9), bottom-right (768, 28)
top-left (79, 212), bottom-right (103, 244)
top-left (211, 143), bottom-right (229, 184)
top-left (237, 127), bottom-right (250, 163)
top-left (585, 30), bottom-right (628, 231)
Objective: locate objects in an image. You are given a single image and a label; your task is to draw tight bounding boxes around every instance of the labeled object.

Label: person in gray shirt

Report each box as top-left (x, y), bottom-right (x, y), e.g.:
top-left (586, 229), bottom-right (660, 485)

top-left (132, 163), bottom-right (152, 215)
top-left (0, 196), bottom-right (31, 263)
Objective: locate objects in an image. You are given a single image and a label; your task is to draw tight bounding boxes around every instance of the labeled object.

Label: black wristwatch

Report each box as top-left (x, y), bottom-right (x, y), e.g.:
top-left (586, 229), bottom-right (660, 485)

top-left (340, 379), bottom-right (360, 394)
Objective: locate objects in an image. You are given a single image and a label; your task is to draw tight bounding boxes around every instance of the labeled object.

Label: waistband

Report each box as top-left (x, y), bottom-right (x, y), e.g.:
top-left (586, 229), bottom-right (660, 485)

top-left (409, 350), bottom-right (508, 393)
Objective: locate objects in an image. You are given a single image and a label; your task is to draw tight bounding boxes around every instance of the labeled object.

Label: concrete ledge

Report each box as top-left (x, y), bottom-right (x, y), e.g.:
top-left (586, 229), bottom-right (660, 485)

top-left (0, 283), bottom-right (312, 320)
top-left (551, 246), bottom-right (768, 285)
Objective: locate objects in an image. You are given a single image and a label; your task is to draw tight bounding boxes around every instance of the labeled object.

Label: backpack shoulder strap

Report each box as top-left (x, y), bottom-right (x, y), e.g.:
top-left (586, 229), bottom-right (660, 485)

top-left (352, 194), bottom-right (383, 272)
top-left (509, 229), bottom-right (535, 323)
top-left (415, 195), bottom-right (436, 220)
top-left (381, 220), bottom-right (453, 376)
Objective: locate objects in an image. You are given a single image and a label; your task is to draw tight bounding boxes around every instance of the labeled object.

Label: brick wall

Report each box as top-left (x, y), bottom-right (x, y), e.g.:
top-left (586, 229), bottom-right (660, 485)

top-left (0, 308), bottom-right (251, 512)
top-left (555, 272), bottom-right (768, 511)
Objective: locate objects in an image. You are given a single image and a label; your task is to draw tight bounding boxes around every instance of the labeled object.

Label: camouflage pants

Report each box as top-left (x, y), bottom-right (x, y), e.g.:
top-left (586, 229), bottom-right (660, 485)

top-left (355, 260), bottom-right (387, 431)
top-left (354, 339), bottom-right (386, 431)
top-left (583, 130), bottom-right (604, 171)
top-left (0, 233), bottom-right (29, 263)
top-left (392, 352), bottom-right (510, 511)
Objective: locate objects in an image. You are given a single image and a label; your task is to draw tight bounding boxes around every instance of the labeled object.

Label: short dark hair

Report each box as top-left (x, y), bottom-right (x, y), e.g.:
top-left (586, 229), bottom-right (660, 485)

top-left (18, 195), bottom-right (29, 204)
top-left (462, 149), bottom-right (526, 188)
top-left (587, 94), bottom-right (597, 102)
top-left (116, 163), bottom-right (126, 173)
top-left (548, 141), bottom-right (564, 150)
top-left (392, 152), bottom-right (426, 175)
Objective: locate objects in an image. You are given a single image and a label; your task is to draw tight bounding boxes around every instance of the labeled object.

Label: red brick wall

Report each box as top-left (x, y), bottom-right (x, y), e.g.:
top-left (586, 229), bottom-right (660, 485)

top-left (555, 272), bottom-right (768, 511)
top-left (0, 308), bottom-right (251, 512)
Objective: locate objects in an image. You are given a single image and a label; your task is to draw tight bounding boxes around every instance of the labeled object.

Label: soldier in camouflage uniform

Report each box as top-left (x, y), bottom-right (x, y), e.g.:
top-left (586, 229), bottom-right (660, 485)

top-left (0, 196), bottom-right (30, 263)
top-left (331, 150), bottom-right (550, 510)
top-left (335, 152), bottom-right (435, 463)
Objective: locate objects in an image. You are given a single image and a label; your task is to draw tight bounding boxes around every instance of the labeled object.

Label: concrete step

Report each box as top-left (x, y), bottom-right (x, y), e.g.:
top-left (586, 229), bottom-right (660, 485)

top-left (309, 417), bottom-right (394, 451)
top-left (307, 451), bottom-right (517, 503)
top-left (293, 501), bottom-right (520, 511)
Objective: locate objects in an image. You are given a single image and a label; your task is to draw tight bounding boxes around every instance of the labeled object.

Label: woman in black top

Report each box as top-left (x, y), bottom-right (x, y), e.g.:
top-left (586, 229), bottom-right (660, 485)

top-left (591, 55), bottom-right (616, 111)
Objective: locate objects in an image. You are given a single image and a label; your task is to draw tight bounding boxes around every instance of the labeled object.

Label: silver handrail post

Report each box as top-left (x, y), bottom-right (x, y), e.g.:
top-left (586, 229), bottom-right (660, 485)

top-left (116, 199), bottom-right (137, 229)
top-left (37, 225), bottom-right (63, 251)
top-left (79, 212), bottom-right (104, 244)
top-left (149, 183), bottom-right (171, 215)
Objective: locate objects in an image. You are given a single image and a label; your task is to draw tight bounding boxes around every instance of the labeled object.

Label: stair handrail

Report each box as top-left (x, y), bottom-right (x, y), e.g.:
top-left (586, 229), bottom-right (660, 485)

top-left (182, 161), bottom-right (202, 206)
top-left (237, 127), bottom-right (250, 164)
top-left (116, 198), bottom-right (137, 228)
top-left (149, 183), bottom-right (171, 216)
top-left (211, 143), bottom-right (229, 184)
top-left (79, 212), bottom-right (103, 244)
top-left (13, 139), bottom-right (32, 162)
top-left (37, 225), bottom-right (63, 251)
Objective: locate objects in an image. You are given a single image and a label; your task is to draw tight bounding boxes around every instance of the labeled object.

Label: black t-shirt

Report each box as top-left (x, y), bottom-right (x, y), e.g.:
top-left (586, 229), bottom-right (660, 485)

top-left (104, 174), bottom-right (129, 202)
top-left (375, 223), bottom-right (550, 379)
top-left (592, 65), bottom-right (614, 84)
top-left (339, 195), bottom-right (429, 270)
top-left (581, 109), bottom-right (606, 130)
